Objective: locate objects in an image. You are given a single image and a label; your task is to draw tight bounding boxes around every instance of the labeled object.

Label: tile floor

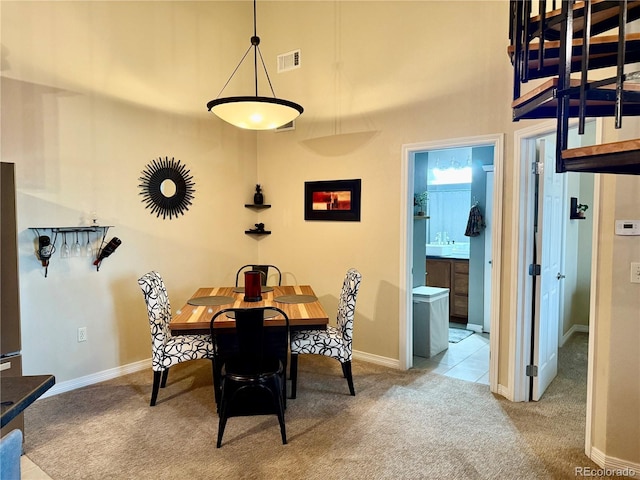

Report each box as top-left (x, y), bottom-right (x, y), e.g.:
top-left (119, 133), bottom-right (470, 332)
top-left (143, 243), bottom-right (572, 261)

top-left (19, 327), bottom-right (489, 479)
top-left (21, 455), bottom-right (51, 480)
top-left (413, 326), bottom-right (490, 385)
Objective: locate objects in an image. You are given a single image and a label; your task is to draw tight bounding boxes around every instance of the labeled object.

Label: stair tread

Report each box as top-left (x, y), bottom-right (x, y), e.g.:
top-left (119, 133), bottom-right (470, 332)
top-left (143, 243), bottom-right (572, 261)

top-left (562, 140), bottom-right (640, 174)
top-left (512, 77), bottom-right (640, 120)
top-left (507, 33), bottom-right (640, 75)
top-left (529, 0), bottom-right (640, 39)
top-left (563, 139), bottom-right (640, 159)
top-left (512, 78), bottom-right (640, 108)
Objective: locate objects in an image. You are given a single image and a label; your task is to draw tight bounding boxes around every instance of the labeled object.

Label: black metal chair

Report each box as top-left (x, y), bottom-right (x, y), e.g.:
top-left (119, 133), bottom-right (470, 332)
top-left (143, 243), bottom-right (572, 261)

top-left (210, 307), bottom-right (290, 447)
top-left (235, 264), bottom-right (282, 287)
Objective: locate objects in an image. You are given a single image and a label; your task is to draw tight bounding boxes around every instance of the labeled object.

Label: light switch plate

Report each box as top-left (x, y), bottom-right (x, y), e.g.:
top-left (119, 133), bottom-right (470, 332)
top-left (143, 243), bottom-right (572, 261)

top-left (631, 263), bottom-right (640, 284)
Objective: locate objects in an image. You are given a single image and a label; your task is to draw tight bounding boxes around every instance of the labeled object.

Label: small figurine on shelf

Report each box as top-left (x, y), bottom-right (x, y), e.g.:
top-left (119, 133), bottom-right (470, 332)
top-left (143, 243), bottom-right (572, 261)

top-left (250, 223), bottom-right (266, 233)
top-left (254, 184), bottom-right (264, 205)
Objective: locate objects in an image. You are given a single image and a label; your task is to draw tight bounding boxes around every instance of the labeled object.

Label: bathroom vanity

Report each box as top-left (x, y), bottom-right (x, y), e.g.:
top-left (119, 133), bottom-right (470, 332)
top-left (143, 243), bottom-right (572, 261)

top-left (425, 256), bottom-right (469, 324)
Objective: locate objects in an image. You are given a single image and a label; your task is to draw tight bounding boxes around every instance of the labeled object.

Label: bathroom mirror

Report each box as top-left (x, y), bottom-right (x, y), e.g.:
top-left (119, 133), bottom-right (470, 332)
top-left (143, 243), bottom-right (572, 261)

top-left (138, 157), bottom-right (195, 220)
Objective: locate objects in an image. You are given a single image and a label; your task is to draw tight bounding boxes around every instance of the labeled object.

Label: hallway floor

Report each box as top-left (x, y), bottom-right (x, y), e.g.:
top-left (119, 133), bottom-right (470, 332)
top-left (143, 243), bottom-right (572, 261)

top-left (413, 327), bottom-right (490, 384)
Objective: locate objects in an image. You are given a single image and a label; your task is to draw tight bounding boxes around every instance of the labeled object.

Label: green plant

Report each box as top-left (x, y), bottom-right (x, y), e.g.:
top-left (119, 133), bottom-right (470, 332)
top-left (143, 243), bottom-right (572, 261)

top-left (414, 191), bottom-right (429, 208)
top-left (577, 203), bottom-right (588, 212)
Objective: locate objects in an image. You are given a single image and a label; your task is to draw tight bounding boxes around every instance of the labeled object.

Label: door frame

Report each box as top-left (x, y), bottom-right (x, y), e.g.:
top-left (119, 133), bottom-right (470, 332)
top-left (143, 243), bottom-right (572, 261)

top-left (483, 166), bottom-right (494, 333)
top-left (511, 121), bottom-right (562, 402)
top-left (399, 133), bottom-right (504, 394)
top-left (510, 119), bottom-right (601, 402)
top-left (532, 135), bottom-right (567, 401)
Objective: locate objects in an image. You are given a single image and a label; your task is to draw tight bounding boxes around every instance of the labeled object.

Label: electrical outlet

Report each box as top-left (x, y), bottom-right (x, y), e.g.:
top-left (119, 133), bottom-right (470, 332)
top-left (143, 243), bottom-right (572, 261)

top-left (631, 263), bottom-right (640, 284)
top-left (78, 327), bottom-right (87, 342)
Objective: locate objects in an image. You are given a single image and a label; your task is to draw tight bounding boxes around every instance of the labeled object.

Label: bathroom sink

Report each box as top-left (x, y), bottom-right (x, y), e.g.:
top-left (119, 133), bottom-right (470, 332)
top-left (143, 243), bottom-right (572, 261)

top-left (425, 244), bottom-right (453, 256)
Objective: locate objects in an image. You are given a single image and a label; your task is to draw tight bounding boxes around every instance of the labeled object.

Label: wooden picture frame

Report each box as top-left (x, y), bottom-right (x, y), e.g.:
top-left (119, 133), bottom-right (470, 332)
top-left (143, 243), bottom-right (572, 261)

top-left (304, 179), bottom-right (361, 221)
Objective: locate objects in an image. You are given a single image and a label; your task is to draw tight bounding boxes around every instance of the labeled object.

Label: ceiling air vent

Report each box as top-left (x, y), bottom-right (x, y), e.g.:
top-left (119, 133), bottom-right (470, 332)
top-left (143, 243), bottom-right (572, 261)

top-left (277, 49), bottom-right (301, 73)
top-left (276, 120), bottom-right (295, 132)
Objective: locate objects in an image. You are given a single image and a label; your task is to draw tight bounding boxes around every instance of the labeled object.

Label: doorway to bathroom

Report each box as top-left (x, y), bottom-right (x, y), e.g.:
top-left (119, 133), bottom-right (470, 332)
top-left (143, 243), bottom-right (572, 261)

top-left (399, 134), bottom-right (504, 393)
top-left (414, 145), bottom-right (494, 330)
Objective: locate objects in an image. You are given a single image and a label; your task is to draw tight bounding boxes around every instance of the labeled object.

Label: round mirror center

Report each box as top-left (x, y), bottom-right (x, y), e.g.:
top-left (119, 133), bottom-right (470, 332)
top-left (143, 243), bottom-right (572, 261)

top-left (160, 179), bottom-right (177, 198)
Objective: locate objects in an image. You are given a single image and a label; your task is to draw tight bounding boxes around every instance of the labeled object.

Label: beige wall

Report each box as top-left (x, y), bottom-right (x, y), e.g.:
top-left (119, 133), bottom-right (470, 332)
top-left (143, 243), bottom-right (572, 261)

top-left (2, 0), bottom-right (638, 466)
top-left (1, 1), bottom-right (259, 379)
top-left (257, 1), bottom-right (514, 360)
top-left (590, 121), bottom-right (640, 465)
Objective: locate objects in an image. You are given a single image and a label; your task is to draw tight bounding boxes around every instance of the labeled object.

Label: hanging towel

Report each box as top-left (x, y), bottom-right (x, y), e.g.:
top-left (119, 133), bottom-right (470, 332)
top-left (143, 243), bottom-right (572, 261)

top-left (464, 204), bottom-right (485, 237)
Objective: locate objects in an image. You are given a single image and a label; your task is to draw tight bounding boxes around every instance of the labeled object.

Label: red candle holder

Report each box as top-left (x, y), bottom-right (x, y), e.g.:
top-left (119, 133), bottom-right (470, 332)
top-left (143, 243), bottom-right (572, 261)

top-left (244, 270), bottom-right (262, 302)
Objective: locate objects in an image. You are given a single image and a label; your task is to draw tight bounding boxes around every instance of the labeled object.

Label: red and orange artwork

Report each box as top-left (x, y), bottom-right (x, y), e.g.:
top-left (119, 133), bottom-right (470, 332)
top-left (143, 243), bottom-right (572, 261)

top-left (312, 190), bottom-right (352, 211)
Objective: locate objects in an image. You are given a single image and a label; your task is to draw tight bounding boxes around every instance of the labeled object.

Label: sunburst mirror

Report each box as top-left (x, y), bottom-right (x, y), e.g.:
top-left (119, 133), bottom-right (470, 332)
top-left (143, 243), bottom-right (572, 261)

top-left (138, 157), bottom-right (195, 220)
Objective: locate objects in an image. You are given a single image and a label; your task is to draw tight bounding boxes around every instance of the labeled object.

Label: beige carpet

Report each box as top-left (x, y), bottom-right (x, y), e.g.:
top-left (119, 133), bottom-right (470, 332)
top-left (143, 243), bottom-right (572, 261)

top-left (23, 333), bottom-right (608, 479)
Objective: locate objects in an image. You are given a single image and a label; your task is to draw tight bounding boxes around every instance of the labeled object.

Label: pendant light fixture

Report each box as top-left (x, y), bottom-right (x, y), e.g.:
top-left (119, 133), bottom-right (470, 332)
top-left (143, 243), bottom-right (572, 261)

top-left (207, 0), bottom-right (303, 130)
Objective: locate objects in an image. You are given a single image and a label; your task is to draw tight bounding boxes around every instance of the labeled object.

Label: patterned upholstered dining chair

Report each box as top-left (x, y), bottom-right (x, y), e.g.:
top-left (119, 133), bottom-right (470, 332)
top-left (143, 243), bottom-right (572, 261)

top-left (138, 271), bottom-right (214, 406)
top-left (289, 268), bottom-right (362, 398)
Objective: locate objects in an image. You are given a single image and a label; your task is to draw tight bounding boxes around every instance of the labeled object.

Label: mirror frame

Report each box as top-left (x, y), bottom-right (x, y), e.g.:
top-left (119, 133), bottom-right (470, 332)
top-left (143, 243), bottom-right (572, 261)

top-left (138, 157), bottom-right (195, 220)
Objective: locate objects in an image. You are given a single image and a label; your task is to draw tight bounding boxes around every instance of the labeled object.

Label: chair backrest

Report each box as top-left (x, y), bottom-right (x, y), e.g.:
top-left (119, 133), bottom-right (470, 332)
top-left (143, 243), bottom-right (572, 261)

top-left (138, 271), bottom-right (172, 369)
top-left (210, 307), bottom-right (289, 375)
top-left (336, 268), bottom-right (362, 360)
top-left (235, 264), bottom-right (282, 287)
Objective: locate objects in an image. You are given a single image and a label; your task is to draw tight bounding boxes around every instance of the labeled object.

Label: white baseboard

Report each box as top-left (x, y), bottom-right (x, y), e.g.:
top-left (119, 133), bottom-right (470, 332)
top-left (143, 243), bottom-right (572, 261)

top-left (589, 446), bottom-right (639, 477)
top-left (465, 323), bottom-right (483, 333)
top-left (353, 350), bottom-right (401, 369)
top-left (39, 358), bottom-right (151, 399)
top-left (560, 323), bottom-right (589, 347)
top-left (39, 351), bottom-right (401, 400)
top-left (497, 383), bottom-right (513, 401)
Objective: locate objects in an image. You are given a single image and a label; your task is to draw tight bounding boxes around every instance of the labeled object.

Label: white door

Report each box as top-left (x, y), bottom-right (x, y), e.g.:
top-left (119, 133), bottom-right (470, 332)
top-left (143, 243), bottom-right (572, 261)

top-left (483, 168), bottom-right (494, 333)
top-left (532, 136), bottom-right (565, 401)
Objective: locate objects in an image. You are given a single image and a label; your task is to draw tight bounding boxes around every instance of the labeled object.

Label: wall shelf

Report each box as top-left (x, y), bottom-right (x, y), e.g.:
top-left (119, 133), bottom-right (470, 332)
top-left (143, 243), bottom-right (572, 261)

top-left (569, 197), bottom-right (587, 220)
top-left (31, 226), bottom-right (112, 234)
top-left (245, 201), bottom-right (271, 235)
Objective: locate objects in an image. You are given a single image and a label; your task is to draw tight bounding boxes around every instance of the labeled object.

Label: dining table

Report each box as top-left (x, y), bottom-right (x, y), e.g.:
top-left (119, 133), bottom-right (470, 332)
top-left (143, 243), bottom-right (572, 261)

top-left (169, 284), bottom-right (329, 334)
top-left (169, 284), bottom-right (329, 404)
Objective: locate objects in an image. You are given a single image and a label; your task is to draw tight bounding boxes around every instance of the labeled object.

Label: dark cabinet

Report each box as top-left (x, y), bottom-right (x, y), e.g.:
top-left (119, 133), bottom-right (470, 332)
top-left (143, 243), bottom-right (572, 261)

top-left (426, 258), bottom-right (469, 324)
top-left (1, 162), bottom-right (23, 437)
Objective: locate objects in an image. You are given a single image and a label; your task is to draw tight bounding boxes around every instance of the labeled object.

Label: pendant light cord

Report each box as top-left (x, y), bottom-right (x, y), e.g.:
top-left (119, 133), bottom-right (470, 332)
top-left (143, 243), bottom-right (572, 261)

top-left (253, 0), bottom-right (258, 96)
top-left (214, 0), bottom-right (278, 99)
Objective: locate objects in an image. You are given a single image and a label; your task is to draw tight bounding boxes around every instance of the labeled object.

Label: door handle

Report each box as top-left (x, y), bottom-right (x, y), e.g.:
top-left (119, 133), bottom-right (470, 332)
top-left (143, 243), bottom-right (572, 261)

top-left (557, 273), bottom-right (566, 280)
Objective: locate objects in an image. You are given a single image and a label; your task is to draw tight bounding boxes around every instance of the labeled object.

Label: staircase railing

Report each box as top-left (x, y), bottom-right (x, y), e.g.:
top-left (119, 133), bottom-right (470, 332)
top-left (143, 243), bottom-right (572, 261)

top-left (509, 0), bottom-right (635, 173)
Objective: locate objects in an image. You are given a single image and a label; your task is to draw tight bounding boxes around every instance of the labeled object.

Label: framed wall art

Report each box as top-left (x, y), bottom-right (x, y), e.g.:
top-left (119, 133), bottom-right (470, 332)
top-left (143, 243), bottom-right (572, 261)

top-left (304, 179), bottom-right (361, 221)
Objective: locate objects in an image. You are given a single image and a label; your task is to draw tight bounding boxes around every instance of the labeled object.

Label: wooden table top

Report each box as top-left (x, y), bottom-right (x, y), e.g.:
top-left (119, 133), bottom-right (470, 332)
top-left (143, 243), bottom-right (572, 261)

top-left (169, 285), bottom-right (329, 332)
